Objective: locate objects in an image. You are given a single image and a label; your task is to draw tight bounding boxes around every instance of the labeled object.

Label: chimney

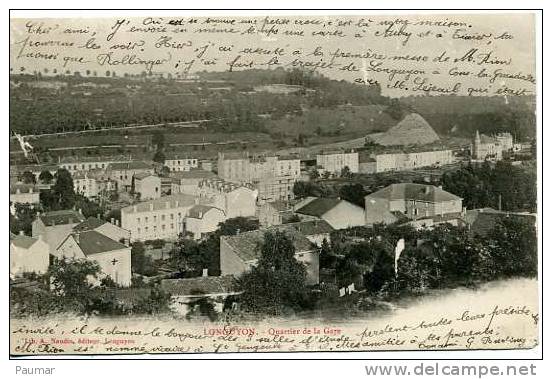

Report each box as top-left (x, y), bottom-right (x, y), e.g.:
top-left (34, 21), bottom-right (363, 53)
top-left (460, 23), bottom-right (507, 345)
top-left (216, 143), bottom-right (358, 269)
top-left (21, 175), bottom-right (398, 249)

top-left (202, 268), bottom-right (208, 277)
top-left (78, 208), bottom-right (83, 215)
top-left (150, 203), bottom-right (154, 211)
top-left (111, 218), bottom-right (115, 224)
top-left (116, 219), bottom-right (120, 227)
top-left (74, 233), bottom-right (79, 244)
top-left (97, 213), bottom-right (101, 219)
top-left (16, 188), bottom-right (20, 194)
top-left (133, 205), bottom-right (137, 212)
top-left (166, 201), bottom-right (170, 209)
top-left (424, 186), bottom-right (431, 195)
top-left (19, 230), bottom-right (24, 236)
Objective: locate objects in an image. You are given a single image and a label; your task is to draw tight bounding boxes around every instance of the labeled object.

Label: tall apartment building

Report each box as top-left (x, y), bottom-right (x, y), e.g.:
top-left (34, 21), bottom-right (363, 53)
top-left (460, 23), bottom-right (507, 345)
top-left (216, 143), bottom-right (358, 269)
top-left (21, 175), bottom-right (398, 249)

top-left (217, 153), bottom-right (300, 204)
top-left (218, 153), bottom-right (300, 182)
top-left (73, 172), bottom-right (99, 199)
top-left (316, 151), bottom-right (359, 175)
top-left (121, 194), bottom-right (201, 241)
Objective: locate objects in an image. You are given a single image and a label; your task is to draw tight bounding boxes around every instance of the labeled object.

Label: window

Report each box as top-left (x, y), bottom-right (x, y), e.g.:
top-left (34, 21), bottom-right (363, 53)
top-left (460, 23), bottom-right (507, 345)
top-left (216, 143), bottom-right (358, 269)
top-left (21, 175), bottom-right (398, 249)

top-left (137, 217), bottom-right (141, 224)
top-left (145, 217), bottom-right (148, 222)
top-left (171, 223), bottom-right (174, 229)
top-left (137, 227), bottom-right (141, 234)
top-left (161, 224), bottom-right (165, 230)
top-left (161, 215), bottom-right (165, 221)
top-left (154, 216), bottom-right (157, 222)
top-left (170, 213), bottom-right (174, 220)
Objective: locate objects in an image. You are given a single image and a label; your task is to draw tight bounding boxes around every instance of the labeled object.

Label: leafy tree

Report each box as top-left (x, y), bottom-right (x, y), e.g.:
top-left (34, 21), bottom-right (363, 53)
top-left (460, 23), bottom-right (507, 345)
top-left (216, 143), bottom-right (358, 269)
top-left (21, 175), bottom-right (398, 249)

top-left (47, 257), bottom-right (109, 314)
top-left (153, 150), bottom-right (166, 164)
top-left (239, 231), bottom-right (309, 315)
top-left (21, 171), bottom-right (36, 184)
top-left (217, 217), bottom-right (259, 236)
top-left (339, 183), bottom-right (367, 207)
top-left (151, 131), bottom-right (165, 150)
top-left (10, 203), bottom-right (37, 236)
top-left (75, 195), bottom-right (103, 218)
top-left (169, 239), bottom-right (204, 275)
top-left (335, 257), bottom-right (362, 288)
top-left (364, 249), bottom-right (395, 293)
top-left (131, 242), bottom-right (156, 275)
top-left (340, 165), bottom-right (352, 178)
top-left (486, 216), bottom-right (538, 278)
top-left (42, 168), bottom-right (76, 210)
top-left (38, 170), bottom-right (53, 184)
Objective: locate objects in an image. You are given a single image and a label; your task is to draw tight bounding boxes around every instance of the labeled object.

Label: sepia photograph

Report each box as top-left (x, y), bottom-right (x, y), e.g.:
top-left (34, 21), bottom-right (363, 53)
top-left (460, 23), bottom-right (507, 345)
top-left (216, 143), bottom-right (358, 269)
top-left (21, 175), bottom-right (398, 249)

top-left (8, 10), bottom-right (540, 357)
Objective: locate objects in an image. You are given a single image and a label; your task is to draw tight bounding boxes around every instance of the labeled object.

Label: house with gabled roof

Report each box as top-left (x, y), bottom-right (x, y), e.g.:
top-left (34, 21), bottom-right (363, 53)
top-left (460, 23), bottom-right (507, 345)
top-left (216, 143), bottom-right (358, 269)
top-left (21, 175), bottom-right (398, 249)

top-left (185, 204), bottom-right (226, 240)
top-left (73, 216), bottom-right (131, 245)
top-left (220, 228), bottom-right (319, 284)
top-left (365, 183), bottom-right (463, 222)
top-left (32, 209), bottom-right (85, 254)
top-left (56, 230), bottom-right (131, 287)
top-left (10, 232), bottom-right (49, 277)
top-left (294, 197), bottom-right (365, 230)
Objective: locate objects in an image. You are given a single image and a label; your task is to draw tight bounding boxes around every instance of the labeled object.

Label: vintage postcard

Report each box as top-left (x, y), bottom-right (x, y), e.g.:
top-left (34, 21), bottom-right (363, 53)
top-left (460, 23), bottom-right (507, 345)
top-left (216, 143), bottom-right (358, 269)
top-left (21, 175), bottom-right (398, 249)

top-left (9, 11), bottom-right (539, 356)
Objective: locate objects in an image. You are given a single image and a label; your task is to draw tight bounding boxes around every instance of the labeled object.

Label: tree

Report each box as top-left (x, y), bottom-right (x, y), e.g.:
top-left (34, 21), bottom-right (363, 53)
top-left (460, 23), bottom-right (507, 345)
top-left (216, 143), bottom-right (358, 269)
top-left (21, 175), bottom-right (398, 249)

top-left (151, 131), bottom-right (165, 150)
top-left (169, 239), bottom-right (205, 275)
top-left (10, 203), bottom-right (38, 236)
top-left (340, 165), bottom-right (352, 178)
top-left (486, 216), bottom-right (538, 278)
top-left (238, 231), bottom-right (310, 315)
top-left (364, 249), bottom-right (395, 293)
top-left (48, 257), bottom-right (107, 314)
top-left (153, 150), bottom-right (166, 164)
top-left (339, 183), bottom-right (367, 207)
top-left (131, 242), bottom-right (155, 275)
top-left (38, 170), bottom-right (53, 184)
top-left (217, 217), bottom-right (259, 236)
top-left (44, 169), bottom-right (76, 210)
top-left (75, 195), bottom-right (103, 218)
top-left (21, 171), bottom-right (36, 184)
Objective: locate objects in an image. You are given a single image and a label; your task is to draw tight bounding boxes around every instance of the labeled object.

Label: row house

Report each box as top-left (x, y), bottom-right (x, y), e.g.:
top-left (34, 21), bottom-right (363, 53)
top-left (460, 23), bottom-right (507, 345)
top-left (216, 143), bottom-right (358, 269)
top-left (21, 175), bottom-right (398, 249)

top-left (316, 151), bottom-right (359, 175)
top-left (374, 149), bottom-right (455, 173)
top-left (58, 157), bottom-right (129, 175)
top-left (164, 155), bottom-right (199, 172)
